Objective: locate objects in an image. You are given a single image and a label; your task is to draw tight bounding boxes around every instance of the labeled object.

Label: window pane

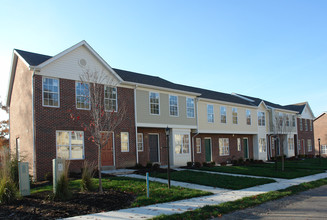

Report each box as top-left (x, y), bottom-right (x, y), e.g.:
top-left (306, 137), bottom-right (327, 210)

top-left (71, 145), bottom-right (83, 159)
top-left (57, 131), bottom-right (69, 145)
top-left (57, 145), bottom-right (69, 159)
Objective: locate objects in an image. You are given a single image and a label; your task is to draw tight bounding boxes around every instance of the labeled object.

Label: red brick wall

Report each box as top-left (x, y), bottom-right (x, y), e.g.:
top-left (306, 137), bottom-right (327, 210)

top-left (34, 75), bottom-right (136, 180)
top-left (137, 127), bottom-right (167, 166)
top-left (193, 134), bottom-right (254, 164)
top-left (314, 114), bottom-right (327, 156)
top-left (297, 118), bottom-right (315, 156)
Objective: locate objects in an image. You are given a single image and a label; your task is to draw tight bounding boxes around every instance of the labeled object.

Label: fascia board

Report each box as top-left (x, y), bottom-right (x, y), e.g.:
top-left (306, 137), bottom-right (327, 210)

top-left (198, 97), bottom-right (257, 109)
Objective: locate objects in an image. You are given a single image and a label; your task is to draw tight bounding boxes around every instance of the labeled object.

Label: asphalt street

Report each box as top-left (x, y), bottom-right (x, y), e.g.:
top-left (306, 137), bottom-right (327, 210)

top-left (218, 184), bottom-right (327, 220)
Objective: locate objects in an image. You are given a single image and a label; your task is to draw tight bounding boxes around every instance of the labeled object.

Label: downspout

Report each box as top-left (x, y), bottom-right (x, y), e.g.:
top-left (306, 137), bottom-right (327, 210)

top-left (32, 69), bottom-right (37, 180)
top-left (134, 85), bottom-right (139, 164)
top-left (191, 98), bottom-right (200, 163)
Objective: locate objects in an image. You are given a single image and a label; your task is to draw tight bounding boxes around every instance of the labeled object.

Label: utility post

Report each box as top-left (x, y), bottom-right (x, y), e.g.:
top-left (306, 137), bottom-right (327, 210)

top-left (165, 126), bottom-right (171, 189)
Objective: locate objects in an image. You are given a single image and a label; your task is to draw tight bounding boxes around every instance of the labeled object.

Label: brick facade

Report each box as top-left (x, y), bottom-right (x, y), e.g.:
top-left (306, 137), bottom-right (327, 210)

top-left (33, 75), bottom-right (136, 180)
top-left (314, 113), bottom-right (327, 156)
top-left (297, 118), bottom-right (315, 156)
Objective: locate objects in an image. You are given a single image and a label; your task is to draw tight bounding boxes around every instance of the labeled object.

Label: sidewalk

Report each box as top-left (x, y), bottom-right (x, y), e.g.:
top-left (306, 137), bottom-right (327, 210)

top-left (67, 171), bottom-right (327, 220)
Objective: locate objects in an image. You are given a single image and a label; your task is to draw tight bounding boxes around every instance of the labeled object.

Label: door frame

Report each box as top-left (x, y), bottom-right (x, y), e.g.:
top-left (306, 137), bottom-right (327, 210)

top-left (148, 133), bottom-right (160, 163)
top-left (204, 137), bottom-right (212, 162)
top-left (243, 137), bottom-right (249, 159)
top-left (100, 131), bottom-right (115, 167)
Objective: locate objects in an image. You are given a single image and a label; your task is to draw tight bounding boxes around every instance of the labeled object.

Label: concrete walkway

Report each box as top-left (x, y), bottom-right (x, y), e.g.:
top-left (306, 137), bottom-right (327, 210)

top-left (67, 171), bottom-right (327, 220)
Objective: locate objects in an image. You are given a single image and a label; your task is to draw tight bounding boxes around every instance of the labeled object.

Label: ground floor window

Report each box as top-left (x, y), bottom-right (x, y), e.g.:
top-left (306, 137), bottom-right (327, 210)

top-left (219, 138), bottom-right (229, 156)
top-left (259, 138), bottom-right (266, 153)
top-left (288, 137), bottom-right (294, 150)
top-left (196, 138), bottom-right (201, 153)
top-left (322, 145), bottom-right (327, 154)
top-left (121, 132), bottom-right (129, 152)
top-left (175, 134), bottom-right (190, 154)
top-left (137, 133), bottom-right (143, 151)
top-left (237, 138), bottom-right (241, 151)
top-left (56, 131), bottom-right (84, 159)
top-left (307, 139), bottom-right (312, 152)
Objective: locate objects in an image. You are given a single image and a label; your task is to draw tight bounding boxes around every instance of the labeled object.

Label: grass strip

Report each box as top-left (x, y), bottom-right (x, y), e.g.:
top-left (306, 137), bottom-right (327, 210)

top-left (31, 176), bottom-right (211, 207)
top-left (151, 170), bottom-right (275, 190)
top-left (199, 165), bottom-right (322, 179)
top-left (153, 178), bottom-right (327, 220)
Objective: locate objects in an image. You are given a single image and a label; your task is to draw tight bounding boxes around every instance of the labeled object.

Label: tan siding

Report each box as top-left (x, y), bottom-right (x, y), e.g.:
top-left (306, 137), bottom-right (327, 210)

top-left (9, 58), bottom-right (34, 176)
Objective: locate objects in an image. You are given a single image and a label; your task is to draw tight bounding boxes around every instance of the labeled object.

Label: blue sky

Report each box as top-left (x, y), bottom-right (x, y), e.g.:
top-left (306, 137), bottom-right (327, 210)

top-left (1, 0), bottom-right (327, 119)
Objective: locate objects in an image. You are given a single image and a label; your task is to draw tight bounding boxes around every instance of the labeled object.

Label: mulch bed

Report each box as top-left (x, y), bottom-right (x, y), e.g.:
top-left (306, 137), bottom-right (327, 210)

top-left (0, 188), bottom-right (135, 219)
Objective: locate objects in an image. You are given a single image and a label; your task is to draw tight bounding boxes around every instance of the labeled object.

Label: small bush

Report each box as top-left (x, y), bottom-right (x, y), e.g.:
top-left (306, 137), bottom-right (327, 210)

top-left (44, 172), bottom-right (53, 182)
top-left (54, 161), bottom-right (71, 201)
top-left (81, 161), bottom-right (96, 192)
top-left (220, 162), bottom-right (227, 166)
top-left (0, 176), bottom-right (18, 204)
top-left (194, 162), bottom-right (201, 168)
top-left (152, 163), bottom-right (160, 170)
top-left (134, 163), bottom-right (144, 169)
top-left (186, 162), bottom-right (193, 168)
top-left (146, 162), bottom-right (153, 169)
top-left (202, 162), bottom-right (208, 167)
top-left (210, 161), bottom-right (216, 166)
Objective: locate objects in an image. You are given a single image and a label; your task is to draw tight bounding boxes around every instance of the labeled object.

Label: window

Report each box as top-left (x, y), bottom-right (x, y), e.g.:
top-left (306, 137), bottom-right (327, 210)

top-left (237, 138), bottom-right (241, 151)
top-left (307, 139), bottom-right (312, 152)
top-left (220, 106), bottom-right (226, 123)
top-left (56, 131), bottom-right (84, 160)
top-left (137, 133), bottom-right (143, 151)
top-left (174, 134), bottom-right (190, 154)
top-left (121, 132), bottom-right (129, 152)
top-left (322, 145), bottom-right (327, 154)
top-left (258, 111), bottom-right (265, 126)
top-left (169, 95), bottom-right (178, 116)
top-left (186, 98), bottom-right (195, 118)
top-left (286, 115), bottom-right (290, 127)
top-left (149, 92), bottom-right (160, 115)
top-left (271, 137), bottom-right (275, 149)
top-left (76, 82), bottom-right (90, 110)
top-left (43, 77), bottom-right (59, 107)
top-left (292, 115), bottom-right (296, 127)
top-left (310, 120), bottom-right (313, 131)
top-left (16, 138), bottom-right (20, 161)
top-left (246, 110), bottom-right (251, 125)
top-left (305, 119), bottom-right (308, 131)
top-left (232, 108), bottom-right (238, 124)
top-left (219, 138), bottom-right (229, 156)
top-left (207, 105), bottom-right (214, 123)
top-left (288, 138), bottom-right (294, 150)
top-left (104, 86), bottom-right (117, 111)
top-left (196, 138), bottom-right (201, 153)
top-left (259, 138), bottom-right (266, 153)
top-left (279, 112), bottom-right (283, 127)
top-left (299, 119), bottom-right (303, 131)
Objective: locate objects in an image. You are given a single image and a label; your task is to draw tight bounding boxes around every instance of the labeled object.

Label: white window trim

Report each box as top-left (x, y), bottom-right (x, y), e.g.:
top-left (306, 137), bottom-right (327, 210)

top-left (56, 130), bottom-right (85, 160)
top-left (121, 132), bottom-right (129, 152)
top-left (149, 92), bottom-right (160, 115)
top-left (42, 76), bottom-right (60, 108)
top-left (104, 86), bottom-right (118, 112)
top-left (232, 107), bottom-right (238, 124)
top-left (237, 138), bottom-right (241, 151)
top-left (196, 138), bottom-right (201, 153)
top-left (220, 106), bottom-right (227, 124)
top-left (321, 145), bottom-right (327, 154)
top-left (137, 133), bottom-right (144, 152)
top-left (186, 97), bottom-right (195, 118)
top-left (169, 95), bottom-right (179, 117)
top-left (259, 138), bottom-right (267, 153)
top-left (258, 111), bottom-right (266, 126)
top-left (174, 133), bottom-right (190, 155)
top-left (246, 109), bottom-right (251, 125)
top-left (219, 138), bottom-right (230, 156)
top-left (75, 82), bottom-right (91, 110)
top-left (207, 104), bottom-right (214, 123)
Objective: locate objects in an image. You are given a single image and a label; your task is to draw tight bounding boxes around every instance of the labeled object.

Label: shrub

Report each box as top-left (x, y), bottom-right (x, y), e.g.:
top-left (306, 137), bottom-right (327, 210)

top-left (146, 162), bottom-right (153, 169)
top-left (231, 160), bottom-right (238, 165)
top-left (81, 161), bottom-right (96, 192)
top-left (238, 157), bottom-right (244, 165)
top-left (186, 162), bottom-right (193, 168)
top-left (220, 161), bottom-right (227, 166)
top-left (134, 163), bottom-right (144, 169)
top-left (194, 162), bottom-right (201, 168)
top-left (44, 172), bottom-right (53, 182)
top-left (210, 161), bottom-right (216, 167)
top-left (202, 162), bottom-right (208, 167)
top-left (152, 163), bottom-right (160, 170)
top-left (54, 160), bottom-right (71, 201)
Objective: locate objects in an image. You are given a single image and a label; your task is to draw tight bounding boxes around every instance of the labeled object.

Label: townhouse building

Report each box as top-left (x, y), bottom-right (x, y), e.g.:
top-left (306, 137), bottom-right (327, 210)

top-left (314, 112), bottom-right (327, 156)
top-left (7, 41), bottom-right (315, 180)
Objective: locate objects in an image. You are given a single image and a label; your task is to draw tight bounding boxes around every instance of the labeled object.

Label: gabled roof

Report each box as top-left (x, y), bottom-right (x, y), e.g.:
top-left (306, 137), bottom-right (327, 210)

top-left (14, 49), bottom-right (52, 66)
top-left (284, 103), bottom-right (306, 114)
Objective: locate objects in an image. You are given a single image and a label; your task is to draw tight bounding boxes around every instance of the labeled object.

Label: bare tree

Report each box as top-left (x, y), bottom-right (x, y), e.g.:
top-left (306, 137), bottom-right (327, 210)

top-left (271, 112), bottom-right (296, 171)
top-left (69, 69), bottom-right (126, 193)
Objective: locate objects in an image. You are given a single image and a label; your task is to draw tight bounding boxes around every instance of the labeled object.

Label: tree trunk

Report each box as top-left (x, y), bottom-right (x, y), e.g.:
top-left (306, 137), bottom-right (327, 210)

top-left (281, 140), bottom-right (285, 171)
top-left (98, 145), bottom-right (103, 194)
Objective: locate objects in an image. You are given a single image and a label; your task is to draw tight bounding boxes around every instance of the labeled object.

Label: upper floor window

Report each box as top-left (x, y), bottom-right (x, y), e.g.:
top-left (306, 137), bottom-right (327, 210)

top-left (121, 132), bottom-right (129, 152)
top-left (149, 92), bottom-right (160, 115)
top-left (220, 106), bottom-right (226, 123)
top-left (310, 120), bottom-right (313, 131)
top-left (246, 110), bottom-right (251, 125)
top-left (232, 108), bottom-right (238, 124)
top-left (286, 115), bottom-right (290, 127)
top-left (258, 111), bottom-right (265, 126)
top-left (137, 133), bottom-right (143, 151)
top-left (207, 105), bottom-right (214, 123)
top-left (278, 112), bottom-right (283, 127)
top-left (76, 82), bottom-right (90, 110)
top-left (169, 95), bottom-right (178, 116)
top-left (196, 138), bottom-right (201, 153)
top-left (43, 77), bottom-right (59, 107)
top-left (219, 138), bottom-right (229, 156)
top-left (56, 130), bottom-right (84, 160)
top-left (186, 98), bottom-right (195, 118)
top-left (307, 139), bottom-right (312, 152)
top-left (305, 119), bottom-right (308, 131)
top-left (259, 138), bottom-right (266, 153)
top-left (299, 119), bottom-right (303, 131)
top-left (104, 86), bottom-right (117, 112)
top-left (292, 115), bottom-right (296, 127)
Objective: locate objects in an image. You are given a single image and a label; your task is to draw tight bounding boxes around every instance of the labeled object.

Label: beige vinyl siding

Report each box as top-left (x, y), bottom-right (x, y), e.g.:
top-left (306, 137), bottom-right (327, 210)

top-left (136, 89), bottom-right (197, 126)
top-left (197, 101), bottom-right (257, 133)
top-left (38, 45), bottom-right (120, 85)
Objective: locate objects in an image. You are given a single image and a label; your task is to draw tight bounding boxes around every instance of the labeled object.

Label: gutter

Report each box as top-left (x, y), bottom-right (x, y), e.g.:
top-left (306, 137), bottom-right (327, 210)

top-left (191, 98), bottom-right (200, 163)
top-left (134, 85), bottom-right (139, 164)
top-left (31, 68), bottom-right (37, 180)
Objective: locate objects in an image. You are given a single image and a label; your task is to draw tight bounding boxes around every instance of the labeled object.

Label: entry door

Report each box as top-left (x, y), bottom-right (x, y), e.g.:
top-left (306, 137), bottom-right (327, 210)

top-left (101, 132), bottom-right (114, 166)
top-left (243, 138), bottom-right (249, 159)
top-left (205, 139), bottom-right (212, 162)
top-left (149, 134), bottom-right (159, 163)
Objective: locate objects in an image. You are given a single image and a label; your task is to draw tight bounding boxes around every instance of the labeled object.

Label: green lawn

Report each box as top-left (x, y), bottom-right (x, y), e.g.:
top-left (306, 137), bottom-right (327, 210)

top-left (154, 178), bottom-right (327, 220)
top-left (251, 158), bottom-right (327, 170)
top-left (199, 165), bottom-right (323, 179)
top-left (151, 170), bottom-right (275, 190)
top-left (31, 176), bottom-right (211, 207)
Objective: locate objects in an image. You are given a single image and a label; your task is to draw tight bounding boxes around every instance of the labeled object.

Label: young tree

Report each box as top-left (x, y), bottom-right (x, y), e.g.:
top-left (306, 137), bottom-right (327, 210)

top-left (0, 99), bottom-right (9, 151)
top-left (69, 69), bottom-right (126, 193)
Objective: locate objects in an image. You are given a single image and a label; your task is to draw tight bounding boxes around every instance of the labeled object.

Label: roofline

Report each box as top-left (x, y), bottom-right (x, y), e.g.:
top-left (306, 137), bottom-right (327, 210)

top-left (198, 97), bottom-right (257, 109)
top-left (231, 93), bottom-right (255, 103)
top-left (266, 105), bottom-right (299, 114)
top-left (6, 51), bottom-right (20, 106)
top-left (122, 81), bottom-right (202, 96)
top-left (34, 40), bottom-right (123, 83)
top-left (314, 112), bottom-right (326, 121)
